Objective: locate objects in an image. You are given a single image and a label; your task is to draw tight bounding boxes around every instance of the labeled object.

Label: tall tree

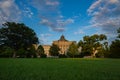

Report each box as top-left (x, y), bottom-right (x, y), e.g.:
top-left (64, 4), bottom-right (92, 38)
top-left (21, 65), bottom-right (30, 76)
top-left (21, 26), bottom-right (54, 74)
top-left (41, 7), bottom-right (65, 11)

top-left (49, 44), bottom-right (60, 56)
top-left (110, 28), bottom-right (120, 58)
top-left (67, 43), bottom-right (79, 58)
top-left (78, 34), bottom-right (107, 57)
top-left (0, 22), bottom-right (39, 57)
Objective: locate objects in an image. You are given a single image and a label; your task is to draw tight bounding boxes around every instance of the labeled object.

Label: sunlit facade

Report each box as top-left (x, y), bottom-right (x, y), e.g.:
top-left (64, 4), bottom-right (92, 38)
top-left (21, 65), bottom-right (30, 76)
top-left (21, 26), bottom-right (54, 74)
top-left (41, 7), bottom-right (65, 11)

top-left (42, 45), bottom-right (51, 56)
top-left (53, 35), bottom-right (76, 54)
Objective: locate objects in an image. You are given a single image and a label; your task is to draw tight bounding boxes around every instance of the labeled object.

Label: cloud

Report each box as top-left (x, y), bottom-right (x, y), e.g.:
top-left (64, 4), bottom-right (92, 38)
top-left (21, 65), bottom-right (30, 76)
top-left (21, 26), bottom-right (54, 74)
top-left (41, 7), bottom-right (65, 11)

top-left (39, 33), bottom-right (52, 44)
top-left (0, 0), bottom-right (74, 32)
top-left (0, 0), bottom-right (34, 26)
top-left (87, 0), bottom-right (120, 41)
top-left (46, 1), bottom-right (59, 6)
top-left (74, 29), bottom-right (84, 35)
top-left (40, 18), bottom-right (74, 32)
top-left (74, 25), bottom-right (94, 35)
top-left (109, 0), bottom-right (119, 4)
top-left (0, 0), bottom-right (21, 25)
top-left (56, 18), bottom-right (74, 27)
top-left (29, 0), bottom-right (74, 32)
top-left (22, 7), bottom-right (33, 18)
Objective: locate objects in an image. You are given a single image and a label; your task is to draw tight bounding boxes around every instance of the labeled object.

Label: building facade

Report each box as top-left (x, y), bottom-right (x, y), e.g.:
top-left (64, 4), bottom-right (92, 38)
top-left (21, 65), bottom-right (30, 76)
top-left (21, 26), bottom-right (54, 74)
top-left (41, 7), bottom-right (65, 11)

top-left (42, 45), bottom-right (51, 57)
top-left (53, 35), bottom-right (76, 55)
top-left (33, 35), bottom-right (76, 57)
top-left (42, 35), bottom-right (76, 56)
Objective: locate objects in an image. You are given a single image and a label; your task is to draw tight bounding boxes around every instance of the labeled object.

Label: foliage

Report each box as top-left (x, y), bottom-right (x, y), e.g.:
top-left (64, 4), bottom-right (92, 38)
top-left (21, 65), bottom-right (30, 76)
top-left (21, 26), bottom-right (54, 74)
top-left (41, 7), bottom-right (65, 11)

top-left (0, 22), bottom-right (39, 57)
top-left (37, 45), bottom-right (46, 58)
top-left (109, 28), bottom-right (120, 58)
top-left (17, 45), bottom-right (37, 58)
top-left (78, 34), bottom-right (107, 57)
top-left (58, 54), bottom-right (67, 58)
top-left (17, 48), bottom-right (26, 58)
top-left (49, 44), bottom-right (60, 56)
top-left (110, 40), bottom-right (120, 58)
top-left (0, 46), bottom-right (14, 57)
top-left (67, 43), bottom-right (79, 58)
top-left (117, 27), bottom-right (120, 38)
top-left (27, 45), bottom-right (37, 58)
top-left (0, 58), bottom-right (120, 80)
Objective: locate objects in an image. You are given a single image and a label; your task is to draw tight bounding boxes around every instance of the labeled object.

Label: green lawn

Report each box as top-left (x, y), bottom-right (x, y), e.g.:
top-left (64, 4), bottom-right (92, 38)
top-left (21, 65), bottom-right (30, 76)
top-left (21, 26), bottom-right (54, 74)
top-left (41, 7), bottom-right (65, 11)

top-left (0, 58), bottom-right (120, 80)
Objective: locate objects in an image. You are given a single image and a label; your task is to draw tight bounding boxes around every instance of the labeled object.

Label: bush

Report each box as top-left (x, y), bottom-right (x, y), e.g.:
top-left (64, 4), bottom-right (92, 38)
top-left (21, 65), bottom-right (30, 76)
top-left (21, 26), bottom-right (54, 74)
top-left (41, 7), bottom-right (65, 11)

top-left (40, 53), bottom-right (47, 58)
top-left (59, 54), bottom-right (67, 58)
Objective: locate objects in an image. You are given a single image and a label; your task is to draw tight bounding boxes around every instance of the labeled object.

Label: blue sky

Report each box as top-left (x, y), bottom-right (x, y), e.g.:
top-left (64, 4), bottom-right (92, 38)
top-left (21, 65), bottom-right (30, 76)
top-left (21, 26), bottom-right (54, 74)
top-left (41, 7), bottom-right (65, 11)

top-left (0, 0), bottom-right (120, 45)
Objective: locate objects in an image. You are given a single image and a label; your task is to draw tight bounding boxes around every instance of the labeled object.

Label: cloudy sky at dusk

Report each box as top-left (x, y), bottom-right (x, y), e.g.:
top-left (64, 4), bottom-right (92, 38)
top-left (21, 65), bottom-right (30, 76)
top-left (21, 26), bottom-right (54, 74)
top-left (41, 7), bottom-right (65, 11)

top-left (0, 0), bottom-right (120, 45)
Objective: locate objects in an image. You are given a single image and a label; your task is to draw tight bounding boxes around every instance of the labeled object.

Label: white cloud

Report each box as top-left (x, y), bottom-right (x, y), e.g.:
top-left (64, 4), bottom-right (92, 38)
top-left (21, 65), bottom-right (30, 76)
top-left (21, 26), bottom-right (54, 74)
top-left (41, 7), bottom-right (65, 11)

top-left (40, 19), bottom-right (51, 25)
top-left (0, 0), bottom-right (21, 25)
top-left (57, 18), bottom-right (74, 27)
top-left (39, 33), bottom-right (52, 44)
top-left (87, 0), bottom-right (120, 42)
top-left (65, 18), bottom-right (74, 24)
top-left (109, 0), bottom-right (119, 4)
top-left (40, 18), bottom-right (74, 32)
top-left (46, 1), bottom-right (59, 6)
top-left (29, 0), bottom-right (74, 32)
top-left (87, 0), bottom-right (102, 14)
top-left (22, 7), bottom-right (33, 18)
top-left (74, 29), bottom-right (84, 35)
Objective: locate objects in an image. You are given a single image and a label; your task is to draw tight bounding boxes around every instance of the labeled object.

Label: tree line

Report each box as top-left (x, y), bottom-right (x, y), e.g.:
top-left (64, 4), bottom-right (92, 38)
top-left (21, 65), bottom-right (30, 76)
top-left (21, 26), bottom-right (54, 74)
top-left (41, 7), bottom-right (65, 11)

top-left (0, 22), bottom-right (120, 58)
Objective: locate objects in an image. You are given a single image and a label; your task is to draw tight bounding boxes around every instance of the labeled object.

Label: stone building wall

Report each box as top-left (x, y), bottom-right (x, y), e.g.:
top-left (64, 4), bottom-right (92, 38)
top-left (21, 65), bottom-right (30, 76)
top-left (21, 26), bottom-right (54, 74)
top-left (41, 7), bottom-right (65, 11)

top-left (53, 35), bottom-right (76, 55)
top-left (42, 35), bottom-right (76, 56)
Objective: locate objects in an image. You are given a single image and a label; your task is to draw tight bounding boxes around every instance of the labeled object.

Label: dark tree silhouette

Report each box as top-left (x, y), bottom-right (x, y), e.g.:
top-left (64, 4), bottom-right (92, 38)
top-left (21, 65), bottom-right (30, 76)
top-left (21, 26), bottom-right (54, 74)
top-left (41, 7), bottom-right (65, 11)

top-left (49, 44), bottom-right (60, 56)
top-left (0, 22), bottom-right (39, 57)
top-left (110, 28), bottom-right (120, 58)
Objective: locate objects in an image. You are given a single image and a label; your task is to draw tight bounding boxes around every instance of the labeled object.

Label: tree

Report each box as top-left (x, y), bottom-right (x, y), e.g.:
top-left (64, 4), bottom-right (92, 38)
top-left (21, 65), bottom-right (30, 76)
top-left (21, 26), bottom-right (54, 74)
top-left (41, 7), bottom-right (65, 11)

top-left (78, 34), bottom-right (107, 57)
top-left (0, 22), bottom-right (39, 57)
top-left (0, 46), bottom-right (14, 57)
top-left (67, 43), bottom-right (79, 58)
top-left (110, 28), bottom-right (120, 58)
top-left (117, 28), bottom-right (120, 38)
top-left (26, 45), bottom-right (37, 58)
top-left (110, 40), bottom-right (120, 58)
top-left (49, 44), bottom-right (60, 56)
top-left (37, 45), bottom-right (46, 58)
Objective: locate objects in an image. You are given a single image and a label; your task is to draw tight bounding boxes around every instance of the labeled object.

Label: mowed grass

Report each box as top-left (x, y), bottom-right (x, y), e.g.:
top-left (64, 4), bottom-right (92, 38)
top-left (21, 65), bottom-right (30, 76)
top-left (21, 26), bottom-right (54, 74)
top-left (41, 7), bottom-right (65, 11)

top-left (0, 58), bottom-right (120, 80)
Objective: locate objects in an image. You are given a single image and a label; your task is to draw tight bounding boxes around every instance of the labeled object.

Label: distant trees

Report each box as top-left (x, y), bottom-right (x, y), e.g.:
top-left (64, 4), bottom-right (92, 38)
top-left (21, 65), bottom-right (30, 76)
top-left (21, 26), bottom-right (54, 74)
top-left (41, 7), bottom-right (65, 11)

top-left (110, 28), bottom-right (120, 58)
top-left (67, 43), bottom-right (79, 58)
top-left (78, 34), bottom-right (107, 57)
top-left (49, 44), bottom-right (60, 56)
top-left (1, 22), bottom-right (120, 58)
top-left (0, 22), bottom-right (39, 58)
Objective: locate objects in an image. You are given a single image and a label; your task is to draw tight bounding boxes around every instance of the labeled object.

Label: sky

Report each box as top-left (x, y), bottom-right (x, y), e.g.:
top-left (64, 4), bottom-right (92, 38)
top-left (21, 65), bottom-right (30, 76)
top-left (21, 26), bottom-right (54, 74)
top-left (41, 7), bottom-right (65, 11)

top-left (0, 0), bottom-right (120, 45)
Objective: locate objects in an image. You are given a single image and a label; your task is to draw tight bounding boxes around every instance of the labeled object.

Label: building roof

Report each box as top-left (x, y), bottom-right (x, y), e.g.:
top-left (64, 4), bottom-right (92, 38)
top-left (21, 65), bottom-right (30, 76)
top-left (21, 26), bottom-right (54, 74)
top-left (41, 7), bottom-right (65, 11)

top-left (58, 35), bottom-right (68, 41)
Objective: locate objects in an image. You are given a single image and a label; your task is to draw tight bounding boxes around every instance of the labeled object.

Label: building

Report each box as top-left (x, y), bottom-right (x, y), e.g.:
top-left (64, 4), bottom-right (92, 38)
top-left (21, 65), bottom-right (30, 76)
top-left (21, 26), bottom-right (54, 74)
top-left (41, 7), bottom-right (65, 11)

top-left (42, 45), bottom-right (51, 57)
top-left (32, 44), bottom-right (39, 50)
top-left (42, 35), bottom-right (76, 56)
top-left (53, 35), bottom-right (76, 54)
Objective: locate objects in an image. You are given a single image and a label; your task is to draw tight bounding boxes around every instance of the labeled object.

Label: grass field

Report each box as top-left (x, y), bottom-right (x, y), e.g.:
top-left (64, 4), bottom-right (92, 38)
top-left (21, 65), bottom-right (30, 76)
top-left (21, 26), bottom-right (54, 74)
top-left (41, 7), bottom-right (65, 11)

top-left (0, 58), bottom-right (120, 80)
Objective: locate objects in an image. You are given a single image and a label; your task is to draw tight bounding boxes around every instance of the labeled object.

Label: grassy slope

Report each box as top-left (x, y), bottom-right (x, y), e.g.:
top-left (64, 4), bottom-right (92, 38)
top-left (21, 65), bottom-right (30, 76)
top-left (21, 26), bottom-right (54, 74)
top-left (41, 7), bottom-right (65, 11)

top-left (0, 58), bottom-right (120, 80)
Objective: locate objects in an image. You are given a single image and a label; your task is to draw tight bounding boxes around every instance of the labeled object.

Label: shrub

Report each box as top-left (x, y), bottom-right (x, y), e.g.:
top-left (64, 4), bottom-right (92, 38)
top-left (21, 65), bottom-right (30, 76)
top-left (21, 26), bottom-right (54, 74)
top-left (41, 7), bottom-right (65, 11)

top-left (59, 54), bottom-right (67, 58)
